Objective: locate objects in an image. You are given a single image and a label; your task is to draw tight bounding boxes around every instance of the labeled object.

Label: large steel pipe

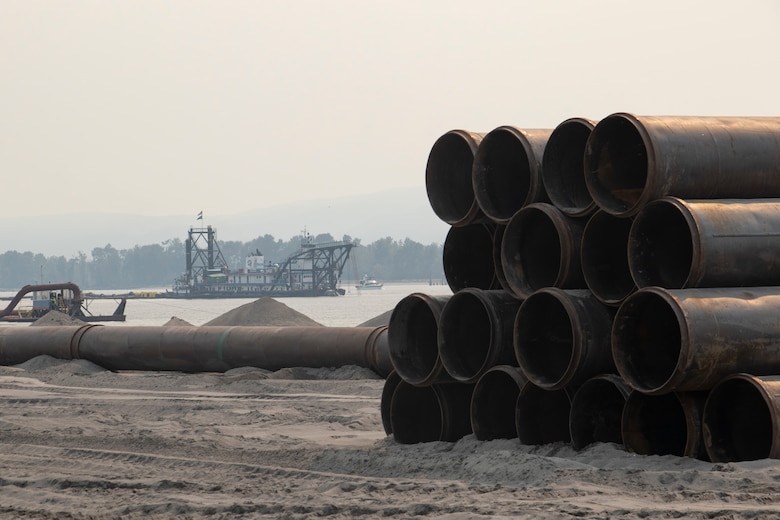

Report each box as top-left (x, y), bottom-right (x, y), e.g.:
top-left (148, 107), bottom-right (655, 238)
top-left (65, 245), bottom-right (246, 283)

top-left (702, 373), bottom-right (780, 462)
top-left (380, 371), bottom-right (402, 435)
top-left (515, 383), bottom-right (571, 445)
top-left (581, 211), bottom-right (636, 306)
top-left (569, 374), bottom-right (631, 451)
top-left (622, 390), bottom-right (708, 460)
top-left (388, 293), bottom-right (453, 386)
top-left (501, 203), bottom-right (587, 299)
top-left (0, 325), bottom-right (393, 376)
top-left (472, 126), bottom-right (552, 224)
top-left (613, 286), bottom-right (780, 395)
top-left (443, 223), bottom-right (500, 292)
top-left (439, 288), bottom-right (522, 384)
top-left (470, 365), bottom-right (527, 441)
top-left (629, 198), bottom-right (780, 289)
top-left (584, 113), bottom-right (780, 217)
top-left (425, 129), bottom-right (486, 226)
top-left (514, 288), bottom-right (614, 390)
top-left (0, 322), bottom-right (392, 376)
top-left (542, 117), bottom-right (598, 218)
top-left (389, 380), bottom-right (474, 444)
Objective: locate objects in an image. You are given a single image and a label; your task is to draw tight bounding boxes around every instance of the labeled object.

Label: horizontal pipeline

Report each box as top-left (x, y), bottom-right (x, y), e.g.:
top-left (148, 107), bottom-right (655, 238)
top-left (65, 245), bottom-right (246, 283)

top-left (0, 325), bottom-right (393, 377)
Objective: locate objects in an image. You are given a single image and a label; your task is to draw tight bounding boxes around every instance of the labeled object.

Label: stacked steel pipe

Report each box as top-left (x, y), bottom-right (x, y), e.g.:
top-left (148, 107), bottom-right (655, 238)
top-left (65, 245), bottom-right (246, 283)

top-left (385, 114), bottom-right (780, 463)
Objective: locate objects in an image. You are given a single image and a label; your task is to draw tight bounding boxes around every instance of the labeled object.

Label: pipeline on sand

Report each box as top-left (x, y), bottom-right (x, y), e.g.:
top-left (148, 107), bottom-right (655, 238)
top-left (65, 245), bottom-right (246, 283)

top-left (0, 324), bottom-right (393, 377)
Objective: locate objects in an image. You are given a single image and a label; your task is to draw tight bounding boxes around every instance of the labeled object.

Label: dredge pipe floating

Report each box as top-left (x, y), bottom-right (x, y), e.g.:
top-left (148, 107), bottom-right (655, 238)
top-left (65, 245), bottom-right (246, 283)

top-left (613, 286), bottom-right (780, 395)
top-left (542, 117), bottom-right (598, 218)
top-left (439, 288), bottom-right (522, 384)
top-left (472, 126), bottom-right (552, 224)
top-left (622, 390), bottom-right (709, 460)
top-left (390, 380), bottom-right (474, 444)
top-left (425, 129), bottom-right (486, 226)
top-left (702, 373), bottom-right (780, 462)
top-left (470, 365), bottom-right (527, 441)
top-left (388, 293), bottom-right (453, 386)
top-left (0, 325), bottom-right (394, 377)
top-left (584, 113), bottom-right (780, 217)
top-left (443, 223), bottom-right (499, 292)
top-left (629, 197), bottom-right (780, 289)
top-left (514, 288), bottom-right (615, 390)
top-left (516, 383), bottom-right (572, 445)
top-left (581, 211), bottom-right (636, 306)
top-left (569, 374), bottom-right (631, 451)
top-left (501, 203), bottom-right (587, 299)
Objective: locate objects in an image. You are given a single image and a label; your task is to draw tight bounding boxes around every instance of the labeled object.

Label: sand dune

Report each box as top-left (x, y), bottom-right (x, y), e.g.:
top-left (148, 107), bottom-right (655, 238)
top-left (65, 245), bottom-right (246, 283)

top-left (0, 356), bottom-right (778, 518)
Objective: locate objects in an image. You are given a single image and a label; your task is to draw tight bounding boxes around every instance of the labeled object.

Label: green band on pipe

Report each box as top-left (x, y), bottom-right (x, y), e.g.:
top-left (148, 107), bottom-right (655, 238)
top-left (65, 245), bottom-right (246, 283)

top-left (217, 328), bottom-right (233, 361)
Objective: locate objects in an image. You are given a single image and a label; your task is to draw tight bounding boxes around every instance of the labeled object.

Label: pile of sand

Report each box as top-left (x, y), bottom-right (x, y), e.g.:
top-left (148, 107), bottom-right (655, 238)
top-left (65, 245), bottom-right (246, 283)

top-left (162, 316), bottom-right (194, 326)
top-left (357, 309), bottom-right (393, 327)
top-left (202, 298), bottom-right (324, 327)
top-left (30, 311), bottom-right (86, 327)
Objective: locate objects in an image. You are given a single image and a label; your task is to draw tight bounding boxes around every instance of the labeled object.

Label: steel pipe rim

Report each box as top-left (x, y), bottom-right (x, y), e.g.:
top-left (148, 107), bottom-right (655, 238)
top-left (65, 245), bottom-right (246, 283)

top-left (581, 210), bottom-right (636, 306)
top-left (612, 287), bottom-right (689, 395)
top-left (470, 365), bottom-right (527, 441)
top-left (542, 117), bottom-right (597, 218)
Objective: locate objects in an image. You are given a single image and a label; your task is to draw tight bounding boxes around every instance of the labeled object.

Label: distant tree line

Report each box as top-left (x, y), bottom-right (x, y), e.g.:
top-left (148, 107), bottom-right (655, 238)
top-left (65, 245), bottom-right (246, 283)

top-left (0, 233), bottom-right (445, 290)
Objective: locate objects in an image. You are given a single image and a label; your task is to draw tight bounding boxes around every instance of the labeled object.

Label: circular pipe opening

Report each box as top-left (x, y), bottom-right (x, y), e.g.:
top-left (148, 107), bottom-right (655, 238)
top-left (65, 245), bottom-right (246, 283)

top-left (472, 127), bottom-right (533, 223)
top-left (629, 199), bottom-right (695, 289)
top-left (612, 289), bottom-right (683, 394)
top-left (439, 290), bottom-right (494, 383)
top-left (390, 382), bottom-right (443, 444)
top-left (581, 211), bottom-right (635, 305)
top-left (380, 371), bottom-right (402, 435)
top-left (443, 224), bottom-right (497, 292)
top-left (470, 366), bottom-right (524, 440)
top-left (516, 385), bottom-right (571, 445)
top-left (502, 205), bottom-right (562, 298)
top-left (622, 391), bottom-right (687, 456)
top-left (425, 130), bottom-right (482, 225)
top-left (569, 376), bottom-right (629, 450)
top-left (388, 294), bottom-right (445, 386)
top-left (514, 291), bottom-right (573, 388)
top-left (543, 118), bottom-right (596, 217)
top-left (703, 376), bottom-right (774, 462)
top-left (584, 114), bottom-right (649, 216)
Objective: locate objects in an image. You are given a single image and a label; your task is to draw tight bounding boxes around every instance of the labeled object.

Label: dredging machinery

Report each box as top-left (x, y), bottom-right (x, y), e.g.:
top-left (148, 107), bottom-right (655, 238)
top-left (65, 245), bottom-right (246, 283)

top-left (0, 282), bottom-right (126, 323)
top-left (167, 226), bottom-right (355, 298)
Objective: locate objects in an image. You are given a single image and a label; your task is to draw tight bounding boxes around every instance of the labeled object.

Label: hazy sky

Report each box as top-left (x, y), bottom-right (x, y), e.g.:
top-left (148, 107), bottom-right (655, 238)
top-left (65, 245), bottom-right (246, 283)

top-left (3, 1), bottom-right (780, 221)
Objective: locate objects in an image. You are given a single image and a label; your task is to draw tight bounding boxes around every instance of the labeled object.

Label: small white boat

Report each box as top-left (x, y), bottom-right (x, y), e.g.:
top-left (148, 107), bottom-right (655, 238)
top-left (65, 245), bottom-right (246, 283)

top-left (356, 275), bottom-right (383, 290)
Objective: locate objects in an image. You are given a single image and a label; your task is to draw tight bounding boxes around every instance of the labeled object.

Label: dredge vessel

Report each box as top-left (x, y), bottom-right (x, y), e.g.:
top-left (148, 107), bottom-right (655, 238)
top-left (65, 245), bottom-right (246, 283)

top-left (168, 226), bottom-right (355, 298)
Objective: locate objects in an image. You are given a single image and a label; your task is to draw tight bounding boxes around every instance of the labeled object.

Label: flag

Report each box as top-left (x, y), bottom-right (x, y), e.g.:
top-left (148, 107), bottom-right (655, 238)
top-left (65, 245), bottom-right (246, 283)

top-left (197, 211), bottom-right (203, 220)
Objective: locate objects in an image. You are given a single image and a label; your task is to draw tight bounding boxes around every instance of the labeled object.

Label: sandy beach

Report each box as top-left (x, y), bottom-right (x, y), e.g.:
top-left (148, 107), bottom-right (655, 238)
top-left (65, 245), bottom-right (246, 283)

top-left (1, 353), bottom-right (779, 519)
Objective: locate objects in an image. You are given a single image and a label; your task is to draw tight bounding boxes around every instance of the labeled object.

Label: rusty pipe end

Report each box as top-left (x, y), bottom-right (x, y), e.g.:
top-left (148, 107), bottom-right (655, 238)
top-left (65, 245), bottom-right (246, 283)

top-left (703, 373), bottom-right (780, 462)
top-left (439, 288), bottom-right (520, 384)
top-left (622, 390), bottom-right (698, 458)
top-left (443, 223), bottom-right (499, 292)
top-left (472, 126), bottom-right (551, 224)
top-left (628, 197), bottom-right (698, 289)
top-left (390, 381), bottom-right (474, 444)
top-left (380, 371), bottom-right (402, 435)
top-left (584, 113), bottom-right (654, 217)
top-left (612, 287), bottom-right (689, 395)
top-left (569, 374), bottom-right (632, 451)
top-left (581, 211), bottom-right (636, 306)
top-left (470, 365), bottom-right (527, 441)
top-left (425, 129), bottom-right (485, 226)
top-left (387, 293), bottom-right (452, 386)
top-left (542, 117), bottom-right (598, 218)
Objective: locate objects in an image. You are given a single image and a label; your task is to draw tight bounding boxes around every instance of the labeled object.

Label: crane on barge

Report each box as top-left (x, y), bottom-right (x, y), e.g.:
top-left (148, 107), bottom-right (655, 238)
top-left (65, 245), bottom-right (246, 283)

top-left (169, 226), bottom-right (355, 298)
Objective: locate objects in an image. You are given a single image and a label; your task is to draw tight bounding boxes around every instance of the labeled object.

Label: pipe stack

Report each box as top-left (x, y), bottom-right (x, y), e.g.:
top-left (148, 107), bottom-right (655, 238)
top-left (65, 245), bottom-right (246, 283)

top-left (385, 114), bottom-right (780, 462)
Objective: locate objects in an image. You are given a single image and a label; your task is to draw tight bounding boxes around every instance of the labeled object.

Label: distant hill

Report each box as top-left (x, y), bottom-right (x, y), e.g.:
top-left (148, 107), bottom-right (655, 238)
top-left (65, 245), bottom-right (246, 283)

top-left (2, 186), bottom-right (451, 257)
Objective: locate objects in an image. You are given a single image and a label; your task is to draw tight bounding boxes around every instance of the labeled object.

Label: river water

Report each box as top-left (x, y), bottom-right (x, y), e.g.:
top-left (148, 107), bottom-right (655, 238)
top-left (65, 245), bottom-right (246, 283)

top-left (34, 282), bottom-right (453, 327)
